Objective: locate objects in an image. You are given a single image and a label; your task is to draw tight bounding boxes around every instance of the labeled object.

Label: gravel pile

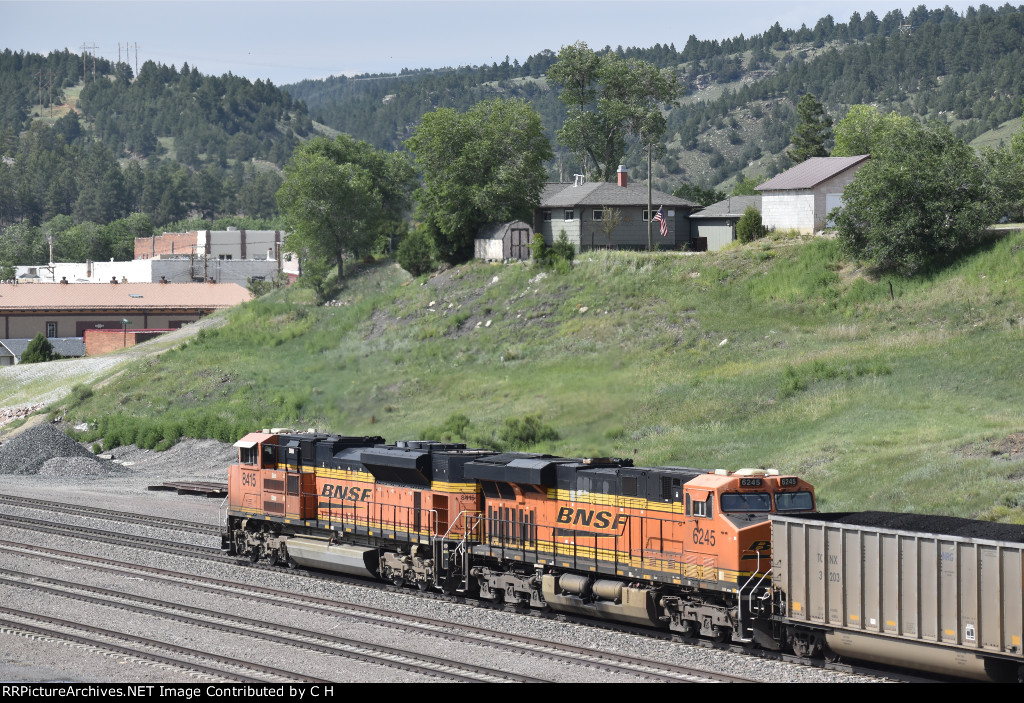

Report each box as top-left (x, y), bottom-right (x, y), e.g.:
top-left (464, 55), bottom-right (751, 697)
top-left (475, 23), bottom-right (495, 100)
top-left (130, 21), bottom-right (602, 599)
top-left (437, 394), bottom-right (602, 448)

top-left (0, 423), bottom-right (110, 476)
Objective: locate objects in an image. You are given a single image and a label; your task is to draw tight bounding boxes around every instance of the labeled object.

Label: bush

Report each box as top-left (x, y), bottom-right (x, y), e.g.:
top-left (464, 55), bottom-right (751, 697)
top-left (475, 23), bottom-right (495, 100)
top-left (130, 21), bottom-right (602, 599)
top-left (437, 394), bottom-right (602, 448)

top-left (532, 230), bottom-right (574, 272)
top-left (498, 414), bottom-right (559, 450)
top-left (20, 334), bottom-right (61, 363)
top-left (736, 206), bottom-right (766, 244)
top-left (396, 224), bottom-right (435, 277)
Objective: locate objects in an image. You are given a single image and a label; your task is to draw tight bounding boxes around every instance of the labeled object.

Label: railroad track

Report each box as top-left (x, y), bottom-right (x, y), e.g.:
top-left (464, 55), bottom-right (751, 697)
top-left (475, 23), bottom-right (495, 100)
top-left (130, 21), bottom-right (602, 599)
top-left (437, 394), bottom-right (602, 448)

top-left (0, 493), bottom-right (219, 535)
top-left (0, 568), bottom-right (541, 683)
top-left (0, 605), bottom-right (326, 683)
top-left (0, 513), bottom-right (225, 559)
top-left (0, 540), bottom-right (748, 683)
top-left (1, 500), bottom-right (906, 682)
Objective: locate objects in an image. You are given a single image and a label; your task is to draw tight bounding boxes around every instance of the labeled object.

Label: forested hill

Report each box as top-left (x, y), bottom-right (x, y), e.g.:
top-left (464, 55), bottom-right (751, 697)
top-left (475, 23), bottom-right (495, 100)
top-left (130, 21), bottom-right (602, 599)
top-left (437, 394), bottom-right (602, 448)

top-left (286, 4), bottom-right (1024, 192)
top-left (0, 52), bottom-right (315, 230)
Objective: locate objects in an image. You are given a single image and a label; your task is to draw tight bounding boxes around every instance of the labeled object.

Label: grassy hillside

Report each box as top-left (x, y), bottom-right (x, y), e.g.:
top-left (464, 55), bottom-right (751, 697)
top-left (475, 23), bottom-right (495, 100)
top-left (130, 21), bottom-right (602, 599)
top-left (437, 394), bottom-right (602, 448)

top-left (59, 232), bottom-right (1024, 522)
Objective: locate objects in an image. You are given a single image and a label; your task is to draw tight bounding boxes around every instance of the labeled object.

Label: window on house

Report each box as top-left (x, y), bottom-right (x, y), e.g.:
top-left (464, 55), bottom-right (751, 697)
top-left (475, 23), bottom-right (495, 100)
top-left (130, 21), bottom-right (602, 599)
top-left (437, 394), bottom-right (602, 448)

top-left (46, 322), bottom-right (57, 338)
top-left (593, 209), bottom-right (604, 221)
top-left (564, 209), bottom-right (574, 221)
top-left (218, 254), bottom-right (233, 260)
top-left (543, 211), bottom-right (552, 222)
top-left (642, 210), bottom-right (651, 221)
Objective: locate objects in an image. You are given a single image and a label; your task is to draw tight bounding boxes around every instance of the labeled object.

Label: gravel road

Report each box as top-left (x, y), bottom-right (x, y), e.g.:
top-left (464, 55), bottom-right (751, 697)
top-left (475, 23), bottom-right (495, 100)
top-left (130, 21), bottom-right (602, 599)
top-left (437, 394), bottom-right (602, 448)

top-left (0, 315), bottom-right (224, 413)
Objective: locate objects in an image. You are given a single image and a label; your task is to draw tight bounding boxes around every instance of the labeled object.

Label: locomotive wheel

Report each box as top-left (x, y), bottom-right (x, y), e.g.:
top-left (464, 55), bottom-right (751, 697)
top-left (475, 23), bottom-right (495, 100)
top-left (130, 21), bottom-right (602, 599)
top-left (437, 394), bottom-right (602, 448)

top-left (417, 581), bottom-right (430, 592)
top-left (709, 625), bottom-right (729, 643)
top-left (268, 549), bottom-right (279, 567)
top-left (676, 619), bottom-right (696, 638)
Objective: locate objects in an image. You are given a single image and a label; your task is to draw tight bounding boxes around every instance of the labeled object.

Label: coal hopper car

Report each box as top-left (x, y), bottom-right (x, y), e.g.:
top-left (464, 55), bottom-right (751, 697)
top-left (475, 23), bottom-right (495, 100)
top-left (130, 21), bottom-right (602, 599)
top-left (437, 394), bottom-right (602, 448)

top-left (770, 512), bottom-right (1024, 682)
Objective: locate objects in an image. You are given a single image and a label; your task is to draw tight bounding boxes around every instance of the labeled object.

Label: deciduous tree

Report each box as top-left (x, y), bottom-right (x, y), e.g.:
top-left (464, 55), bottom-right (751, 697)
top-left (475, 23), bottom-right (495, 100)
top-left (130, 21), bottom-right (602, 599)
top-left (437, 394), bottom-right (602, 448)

top-left (405, 98), bottom-right (552, 263)
top-left (277, 134), bottom-right (414, 280)
top-left (548, 42), bottom-right (681, 182)
top-left (834, 120), bottom-right (992, 275)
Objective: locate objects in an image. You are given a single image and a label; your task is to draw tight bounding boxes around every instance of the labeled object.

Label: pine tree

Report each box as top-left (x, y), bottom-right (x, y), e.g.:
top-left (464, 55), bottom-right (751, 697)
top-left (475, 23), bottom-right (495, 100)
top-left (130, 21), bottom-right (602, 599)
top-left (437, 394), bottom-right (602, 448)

top-left (787, 93), bottom-right (833, 163)
top-left (21, 334), bottom-right (60, 363)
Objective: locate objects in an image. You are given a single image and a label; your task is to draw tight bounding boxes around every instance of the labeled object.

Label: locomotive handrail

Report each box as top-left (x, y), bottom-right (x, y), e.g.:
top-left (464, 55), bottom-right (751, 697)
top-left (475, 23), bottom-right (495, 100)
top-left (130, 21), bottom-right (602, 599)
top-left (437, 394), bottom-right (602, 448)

top-left (434, 510), bottom-right (484, 591)
top-left (735, 551), bottom-right (772, 643)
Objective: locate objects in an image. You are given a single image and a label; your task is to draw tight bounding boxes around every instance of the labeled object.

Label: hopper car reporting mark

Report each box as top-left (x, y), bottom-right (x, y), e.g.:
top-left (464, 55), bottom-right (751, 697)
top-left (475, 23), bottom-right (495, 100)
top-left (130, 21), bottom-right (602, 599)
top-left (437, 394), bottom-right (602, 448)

top-left (222, 430), bottom-right (1024, 682)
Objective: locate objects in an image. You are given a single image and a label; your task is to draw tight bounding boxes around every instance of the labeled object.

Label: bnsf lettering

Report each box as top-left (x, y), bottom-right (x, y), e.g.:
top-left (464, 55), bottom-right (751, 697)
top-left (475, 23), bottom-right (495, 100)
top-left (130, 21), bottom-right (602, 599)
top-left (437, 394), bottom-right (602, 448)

top-left (320, 484), bottom-right (373, 502)
top-left (556, 507), bottom-right (628, 530)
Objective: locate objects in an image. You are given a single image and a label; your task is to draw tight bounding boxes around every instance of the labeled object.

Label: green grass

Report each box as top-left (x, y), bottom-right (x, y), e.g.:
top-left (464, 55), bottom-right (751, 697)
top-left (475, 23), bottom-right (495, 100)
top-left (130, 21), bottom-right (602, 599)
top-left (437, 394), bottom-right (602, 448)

top-left (58, 235), bottom-right (1024, 523)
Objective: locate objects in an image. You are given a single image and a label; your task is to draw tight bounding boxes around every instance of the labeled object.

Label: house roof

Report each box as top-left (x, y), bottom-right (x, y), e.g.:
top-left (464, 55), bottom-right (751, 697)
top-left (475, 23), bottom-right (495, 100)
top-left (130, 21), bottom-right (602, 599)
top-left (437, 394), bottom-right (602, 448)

top-left (541, 182), bottom-right (699, 209)
top-left (689, 195), bottom-right (761, 220)
top-left (476, 220), bottom-right (533, 240)
top-left (0, 282), bottom-right (252, 312)
top-left (0, 337), bottom-right (86, 359)
top-left (756, 155), bottom-right (869, 191)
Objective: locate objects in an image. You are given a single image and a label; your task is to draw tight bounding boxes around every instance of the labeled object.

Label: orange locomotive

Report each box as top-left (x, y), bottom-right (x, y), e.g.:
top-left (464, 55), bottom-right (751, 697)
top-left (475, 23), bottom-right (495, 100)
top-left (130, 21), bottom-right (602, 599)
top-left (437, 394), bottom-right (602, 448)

top-left (223, 430), bottom-right (816, 644)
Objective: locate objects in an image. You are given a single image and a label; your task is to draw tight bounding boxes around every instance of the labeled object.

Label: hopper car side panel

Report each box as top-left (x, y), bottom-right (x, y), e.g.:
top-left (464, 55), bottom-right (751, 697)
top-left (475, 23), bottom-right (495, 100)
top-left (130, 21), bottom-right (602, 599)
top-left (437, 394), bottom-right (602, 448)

top-left (771, 513), bottom-right (1024, 681)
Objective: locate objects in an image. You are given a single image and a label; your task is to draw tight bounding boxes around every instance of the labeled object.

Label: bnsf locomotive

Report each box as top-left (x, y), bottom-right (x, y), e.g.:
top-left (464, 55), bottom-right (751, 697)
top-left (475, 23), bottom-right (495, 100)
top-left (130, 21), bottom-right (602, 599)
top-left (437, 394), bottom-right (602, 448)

top-left (222, 430), bottom-right (1024, 682)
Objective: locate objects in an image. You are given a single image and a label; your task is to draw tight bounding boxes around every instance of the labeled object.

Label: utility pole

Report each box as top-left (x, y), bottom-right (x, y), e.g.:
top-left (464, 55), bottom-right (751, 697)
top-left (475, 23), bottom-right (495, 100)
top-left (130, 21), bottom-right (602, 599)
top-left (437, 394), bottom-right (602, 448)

top-left (80, 43), bottom-right (98, 83)
top-left (35, 70), bottom-right (43, 116)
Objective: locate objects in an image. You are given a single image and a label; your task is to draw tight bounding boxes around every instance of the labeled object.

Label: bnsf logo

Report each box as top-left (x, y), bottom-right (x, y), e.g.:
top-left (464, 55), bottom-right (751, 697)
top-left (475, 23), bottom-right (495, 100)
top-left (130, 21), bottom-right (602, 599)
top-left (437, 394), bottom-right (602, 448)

top-left (320, 484), bottom-right (372, 502)
top-left (556, 507), bottom-right (629, 531)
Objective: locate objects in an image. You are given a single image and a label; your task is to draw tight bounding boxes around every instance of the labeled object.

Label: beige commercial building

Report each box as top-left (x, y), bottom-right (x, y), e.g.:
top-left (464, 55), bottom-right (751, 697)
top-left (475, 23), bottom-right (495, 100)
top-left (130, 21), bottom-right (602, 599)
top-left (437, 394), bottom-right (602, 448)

top-left (0, 281), bottom-right (252, 339)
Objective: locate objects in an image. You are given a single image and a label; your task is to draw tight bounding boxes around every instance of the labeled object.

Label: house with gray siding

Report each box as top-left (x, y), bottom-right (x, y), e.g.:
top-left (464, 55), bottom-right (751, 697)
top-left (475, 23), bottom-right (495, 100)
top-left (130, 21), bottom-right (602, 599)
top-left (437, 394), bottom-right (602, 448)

top-left (756, 155), bottom-right (869, 233)
top-left (534, 168), bottom-right (700, 252)
top-left (688, 195), bottom-right (762, 251)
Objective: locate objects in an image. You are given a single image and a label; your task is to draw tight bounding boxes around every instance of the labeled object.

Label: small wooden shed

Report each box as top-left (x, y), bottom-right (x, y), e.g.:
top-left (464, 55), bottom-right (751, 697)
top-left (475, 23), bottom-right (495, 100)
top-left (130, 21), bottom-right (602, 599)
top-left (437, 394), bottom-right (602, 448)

top-left (474, 221), bottom-right (533, 262)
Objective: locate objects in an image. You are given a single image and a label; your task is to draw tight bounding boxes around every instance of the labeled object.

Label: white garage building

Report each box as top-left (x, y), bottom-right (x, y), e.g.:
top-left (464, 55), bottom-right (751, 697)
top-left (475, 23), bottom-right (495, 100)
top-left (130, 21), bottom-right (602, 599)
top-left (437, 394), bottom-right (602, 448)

top-left (756, 155), bottom-right (869, 234)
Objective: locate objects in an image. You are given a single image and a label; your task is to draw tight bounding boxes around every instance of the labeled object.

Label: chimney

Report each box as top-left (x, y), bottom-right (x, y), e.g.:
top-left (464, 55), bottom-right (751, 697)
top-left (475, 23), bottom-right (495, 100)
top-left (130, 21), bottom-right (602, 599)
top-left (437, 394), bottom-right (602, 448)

top-left (110, 277), bottom-right (118, 284)
top-left (60, 276), bottom-right (68, 284)
top-left (159, 275), bottom-right (167, 284)
top-left (617, 165), bottom-right (627, 188)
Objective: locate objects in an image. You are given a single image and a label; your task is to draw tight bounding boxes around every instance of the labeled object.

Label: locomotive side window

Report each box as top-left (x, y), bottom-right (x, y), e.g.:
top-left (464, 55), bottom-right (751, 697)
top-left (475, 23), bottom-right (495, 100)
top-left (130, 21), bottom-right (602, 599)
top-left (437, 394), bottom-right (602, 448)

top-left (686, 493), bottom-right (713, 518)
top-left (775, 491), bottom-right (815, 511)
top-left (262, 444), bottom-right (277, 469)
top-left (721, 492), bottom-right (772, 513)
top-left (239, 446), bottom-right (257, 465)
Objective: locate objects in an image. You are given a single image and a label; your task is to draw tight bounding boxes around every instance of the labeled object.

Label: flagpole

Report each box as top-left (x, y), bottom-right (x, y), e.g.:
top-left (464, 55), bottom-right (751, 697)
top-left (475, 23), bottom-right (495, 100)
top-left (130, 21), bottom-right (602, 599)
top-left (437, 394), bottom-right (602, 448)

top-left (647, 143), bottom-right (652, 251)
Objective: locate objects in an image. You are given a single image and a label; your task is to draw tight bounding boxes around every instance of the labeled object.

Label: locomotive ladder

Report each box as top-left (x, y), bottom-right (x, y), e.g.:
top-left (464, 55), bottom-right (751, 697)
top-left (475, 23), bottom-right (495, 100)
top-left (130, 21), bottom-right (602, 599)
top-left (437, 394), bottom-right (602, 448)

top-left (433, 511), bottom-right (484, 592)
top-left (735, 550), bottom-right (772, 643)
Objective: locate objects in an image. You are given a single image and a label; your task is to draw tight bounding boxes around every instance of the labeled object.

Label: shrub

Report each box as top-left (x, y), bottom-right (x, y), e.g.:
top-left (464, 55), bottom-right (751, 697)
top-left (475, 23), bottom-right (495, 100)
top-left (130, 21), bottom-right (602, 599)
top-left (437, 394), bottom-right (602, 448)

top-left (20, 334), bottom-right (61, 363)
top-left (498, 414), bottom-right (559, 450)
top-left (736, 206), bottom-right (766, 244)
top-left (396, 224), bottom-right (435, 277)
top-left (532, 230), bottom-right (574, 272)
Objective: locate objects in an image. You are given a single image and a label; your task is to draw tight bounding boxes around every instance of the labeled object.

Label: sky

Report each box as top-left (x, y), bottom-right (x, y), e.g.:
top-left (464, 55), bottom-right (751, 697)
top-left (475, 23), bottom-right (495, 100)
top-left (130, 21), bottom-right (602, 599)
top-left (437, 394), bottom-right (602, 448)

top-left (2, 0), bottom-right (988, 86)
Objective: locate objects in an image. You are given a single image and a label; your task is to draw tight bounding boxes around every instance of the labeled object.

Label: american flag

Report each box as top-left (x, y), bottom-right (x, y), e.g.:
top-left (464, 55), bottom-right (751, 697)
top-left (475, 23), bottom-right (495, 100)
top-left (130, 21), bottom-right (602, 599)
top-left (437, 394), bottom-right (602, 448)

top-left (653, 206), bottom-right (668, 237)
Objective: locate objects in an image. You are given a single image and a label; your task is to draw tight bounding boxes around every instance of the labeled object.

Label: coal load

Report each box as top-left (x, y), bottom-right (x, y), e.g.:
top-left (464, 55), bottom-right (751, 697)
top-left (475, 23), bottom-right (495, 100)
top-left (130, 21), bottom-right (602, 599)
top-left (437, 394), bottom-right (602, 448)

top-left (0, 424), bottom-right (113, 476)
top-left (814, 511), bottom-right (1024, 544)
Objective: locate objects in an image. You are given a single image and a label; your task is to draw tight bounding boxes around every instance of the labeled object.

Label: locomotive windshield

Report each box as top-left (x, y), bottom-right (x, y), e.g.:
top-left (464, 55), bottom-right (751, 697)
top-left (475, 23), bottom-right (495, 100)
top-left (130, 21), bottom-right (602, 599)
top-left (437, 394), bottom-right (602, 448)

top-left (775, 491), bottom-right (815, 511)
top-left (721, 492), bottom-right (772, 512)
